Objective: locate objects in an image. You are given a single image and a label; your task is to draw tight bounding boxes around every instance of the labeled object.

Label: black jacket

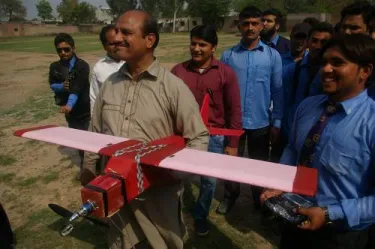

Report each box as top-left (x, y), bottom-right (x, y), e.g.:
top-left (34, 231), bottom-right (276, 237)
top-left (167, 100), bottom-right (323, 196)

top-left (275, 35), bottom-right (291, 54)
top-left (49, 55), bottom-right (90, 119)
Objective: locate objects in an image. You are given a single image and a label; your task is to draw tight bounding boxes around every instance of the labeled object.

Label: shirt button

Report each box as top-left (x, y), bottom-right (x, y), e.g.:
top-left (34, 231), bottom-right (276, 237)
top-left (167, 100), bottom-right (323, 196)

top-left (128, 100), bottom-right (131, 103)
top-left (125, 117), bottom-right (129, 120)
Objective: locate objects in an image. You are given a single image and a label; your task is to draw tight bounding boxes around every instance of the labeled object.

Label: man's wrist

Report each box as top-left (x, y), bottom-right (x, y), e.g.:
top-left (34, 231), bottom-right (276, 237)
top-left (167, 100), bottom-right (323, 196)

top-left (321, 207), bottom-right (332, 224)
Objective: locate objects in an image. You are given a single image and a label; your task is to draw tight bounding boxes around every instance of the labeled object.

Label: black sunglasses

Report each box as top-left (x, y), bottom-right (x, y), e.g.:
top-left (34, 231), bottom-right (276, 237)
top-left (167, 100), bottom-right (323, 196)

top-left (57, 47), bottom-right (71, 53)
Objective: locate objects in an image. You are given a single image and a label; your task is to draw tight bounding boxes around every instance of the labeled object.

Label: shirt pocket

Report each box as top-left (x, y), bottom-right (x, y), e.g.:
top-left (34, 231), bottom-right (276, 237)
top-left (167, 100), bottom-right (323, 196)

top-left (102, 104), bottom-right (121, 130)
top-left (319, 139), bottom-right (354, 176)
top-left (254, 65), bottom-right (270, 84)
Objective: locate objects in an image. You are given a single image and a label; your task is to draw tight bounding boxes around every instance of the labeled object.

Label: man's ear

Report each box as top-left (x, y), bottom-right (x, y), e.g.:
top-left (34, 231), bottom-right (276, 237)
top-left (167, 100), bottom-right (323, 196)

top-left (276, 23), bottom-right (280, 31)
top-left (146, 33), bottom-right (156, 49)
top-left (360, 64), bottom-right (373, 83)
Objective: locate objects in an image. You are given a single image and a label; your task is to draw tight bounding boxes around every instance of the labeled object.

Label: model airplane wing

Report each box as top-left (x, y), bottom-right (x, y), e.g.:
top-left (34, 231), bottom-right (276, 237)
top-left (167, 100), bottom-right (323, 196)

top-left (14, 125), bottom-right (316, 197)
top-left (14, 125), bottom-right (129, 154)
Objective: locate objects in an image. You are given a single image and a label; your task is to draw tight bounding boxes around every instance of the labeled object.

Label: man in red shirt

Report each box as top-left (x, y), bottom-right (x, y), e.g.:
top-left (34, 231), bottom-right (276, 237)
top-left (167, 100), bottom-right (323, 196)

top-left (171, 25), bottom-right (242, 236)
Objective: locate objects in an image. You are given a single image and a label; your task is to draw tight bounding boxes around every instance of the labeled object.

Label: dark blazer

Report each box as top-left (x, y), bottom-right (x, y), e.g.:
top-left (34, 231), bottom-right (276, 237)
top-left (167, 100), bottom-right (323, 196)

top-left (275, 35), bottom-right (291, 54)
top-left (49, 55), bottom-right (90, 119)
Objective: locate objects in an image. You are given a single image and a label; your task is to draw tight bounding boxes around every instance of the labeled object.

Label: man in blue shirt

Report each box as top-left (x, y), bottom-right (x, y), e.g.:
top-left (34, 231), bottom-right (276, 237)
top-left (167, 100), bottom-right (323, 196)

top-left (281, 23), bottom-right (311, 67)
top-left (339, 1), bottom-right (375, 100)
top-left (340, 1), bottom-right (372, 35)
top-left (281, 22), bottom-right (334, 147)
top-left (261, 34), bottom-right (375, 249)
top-left (217, 6), bottom-right (283, 214)
top-left (261, 8), bottom-right (291, 54)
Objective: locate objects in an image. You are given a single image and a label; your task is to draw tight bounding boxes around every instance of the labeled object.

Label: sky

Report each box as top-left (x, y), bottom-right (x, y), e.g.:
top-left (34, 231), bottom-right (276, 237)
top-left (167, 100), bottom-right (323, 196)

top-left (24, 0), bottom-right (109, 19)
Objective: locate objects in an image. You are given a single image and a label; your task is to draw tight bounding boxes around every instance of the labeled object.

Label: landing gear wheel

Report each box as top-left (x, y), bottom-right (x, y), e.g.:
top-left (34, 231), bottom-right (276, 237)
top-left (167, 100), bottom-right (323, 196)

top-left (60, 223), bottom-right (74, 236)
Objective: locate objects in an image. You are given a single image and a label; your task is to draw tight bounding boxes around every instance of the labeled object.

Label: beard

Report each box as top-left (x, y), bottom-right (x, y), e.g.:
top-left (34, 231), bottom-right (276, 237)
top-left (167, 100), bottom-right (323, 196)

top-left (261, 26), bottom-right (277, 41)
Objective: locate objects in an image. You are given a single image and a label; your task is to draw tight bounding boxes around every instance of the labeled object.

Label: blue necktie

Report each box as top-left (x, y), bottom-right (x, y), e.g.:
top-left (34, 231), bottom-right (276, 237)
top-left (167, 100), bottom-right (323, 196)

top-left (299, 102), bottom-right (338, 167)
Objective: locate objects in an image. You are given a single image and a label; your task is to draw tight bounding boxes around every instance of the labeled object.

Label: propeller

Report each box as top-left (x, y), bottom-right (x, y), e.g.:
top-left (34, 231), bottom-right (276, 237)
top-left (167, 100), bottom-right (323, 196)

top-left (48, 203), bottom-right (109, 228)
top-left (48, 204), bottom-right (73, 218)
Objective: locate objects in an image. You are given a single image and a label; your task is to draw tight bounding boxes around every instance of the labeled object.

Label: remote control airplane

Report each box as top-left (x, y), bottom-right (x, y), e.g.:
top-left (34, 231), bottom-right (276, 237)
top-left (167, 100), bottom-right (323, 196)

top-left (14, 94), bottom-right (317, 236)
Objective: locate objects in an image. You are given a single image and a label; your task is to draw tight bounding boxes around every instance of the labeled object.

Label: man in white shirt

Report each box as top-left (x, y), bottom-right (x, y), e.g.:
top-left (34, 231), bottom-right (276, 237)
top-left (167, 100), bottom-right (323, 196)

top-left (90, 24), bottom-right (125, 113)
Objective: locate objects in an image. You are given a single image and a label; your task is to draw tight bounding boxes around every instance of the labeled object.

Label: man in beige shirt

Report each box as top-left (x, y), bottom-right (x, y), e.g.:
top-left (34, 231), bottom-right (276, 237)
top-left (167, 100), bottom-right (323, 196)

top-left (81, 10), bottom-right (209, 249)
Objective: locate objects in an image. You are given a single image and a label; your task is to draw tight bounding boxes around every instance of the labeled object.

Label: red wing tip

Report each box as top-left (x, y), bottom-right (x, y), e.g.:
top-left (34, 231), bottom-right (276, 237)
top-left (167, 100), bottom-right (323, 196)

top-left (14, 125), bottom-right (57, 137)
top-left (292, 166), bottom-right (318, 197)
top-left (208, 127), bottom-right (244, 137)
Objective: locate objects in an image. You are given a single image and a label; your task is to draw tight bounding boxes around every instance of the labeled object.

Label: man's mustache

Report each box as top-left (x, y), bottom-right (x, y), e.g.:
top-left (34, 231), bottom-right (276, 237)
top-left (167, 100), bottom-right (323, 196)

top-left (114, 41), bottom-right (129, 48)
top-left (114, 41), bottom-right (130, 52)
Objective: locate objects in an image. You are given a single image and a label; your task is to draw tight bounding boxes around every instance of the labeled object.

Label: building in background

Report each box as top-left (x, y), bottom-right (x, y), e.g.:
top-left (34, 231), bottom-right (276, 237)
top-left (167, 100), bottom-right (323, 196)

top-left (95, 5), bottom-right (112, 24)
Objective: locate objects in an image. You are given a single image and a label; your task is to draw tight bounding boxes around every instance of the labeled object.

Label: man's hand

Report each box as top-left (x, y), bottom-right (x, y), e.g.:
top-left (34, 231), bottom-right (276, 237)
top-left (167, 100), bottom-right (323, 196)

top-left (63, 80), bottom-right (70, 91)
top-left (269, 127), bottom-right (281, 145)
top-left (225, 146), bottom-right (238, 156)
top-left (260, 188), bottom-right (283, 205)
top-left (296, 207), bottom-right (326, 231)
top-left (60, 105), bottom-right (72, 114)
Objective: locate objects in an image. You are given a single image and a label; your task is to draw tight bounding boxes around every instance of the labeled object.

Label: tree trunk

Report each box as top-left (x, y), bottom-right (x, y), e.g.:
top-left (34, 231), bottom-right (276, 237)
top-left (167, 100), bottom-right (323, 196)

top-left (8, 10), bottom-right (12, 22)
top-left (172, 1), bottom-right (182, 33)
top-left (173, 11), bottom-right (177, 33)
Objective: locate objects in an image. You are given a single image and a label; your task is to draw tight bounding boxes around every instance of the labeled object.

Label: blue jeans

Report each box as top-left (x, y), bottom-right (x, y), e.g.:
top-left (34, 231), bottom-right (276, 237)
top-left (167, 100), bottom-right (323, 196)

top-left (193, 135), bottom-right (225, 220)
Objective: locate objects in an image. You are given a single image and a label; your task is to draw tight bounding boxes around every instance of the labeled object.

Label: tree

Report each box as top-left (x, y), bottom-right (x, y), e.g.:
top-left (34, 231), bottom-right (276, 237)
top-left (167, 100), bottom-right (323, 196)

top-left (305, 0), bottom-right (356, 13)
top-left (139, 0), bottom-right (163, 17)
top-left (0, 0), bottom-right (27, 22)
top-left (57, 0), bottom-right (96, 24)
top-left (36, 0), bottom-right (53, 21)
top-left (106, 0), bottom-right (137, 18)
top-left (74, 2), bottom-right (97, 24)
top-left (57, 0), bottom-right (76, 23)
top-left (186, 0), bottom-right (232, 27)
top-left (231, 0), bottom-right (312, 14)
top-left (284, 0), bottom-right (308, 13)
top-left (158, 0), bottom-right (185, 32)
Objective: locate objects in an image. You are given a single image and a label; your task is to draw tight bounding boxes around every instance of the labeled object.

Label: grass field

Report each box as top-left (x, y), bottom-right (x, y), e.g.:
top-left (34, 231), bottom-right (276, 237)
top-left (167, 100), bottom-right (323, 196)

top-left (0, 33), bottom-right (239, 62)
top-left (0, 33), bottom-right (279, 249)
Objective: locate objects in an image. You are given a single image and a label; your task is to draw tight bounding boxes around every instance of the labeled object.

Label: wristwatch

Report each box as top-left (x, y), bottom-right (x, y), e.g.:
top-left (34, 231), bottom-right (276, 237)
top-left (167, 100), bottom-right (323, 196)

top-left (321, 207), bottom-right (332, 225)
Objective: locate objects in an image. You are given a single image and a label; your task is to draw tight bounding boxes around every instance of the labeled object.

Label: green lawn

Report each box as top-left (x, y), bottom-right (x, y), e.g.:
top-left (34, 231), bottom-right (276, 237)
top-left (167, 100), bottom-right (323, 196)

top-left (0, 33), bottom-right (240, 62)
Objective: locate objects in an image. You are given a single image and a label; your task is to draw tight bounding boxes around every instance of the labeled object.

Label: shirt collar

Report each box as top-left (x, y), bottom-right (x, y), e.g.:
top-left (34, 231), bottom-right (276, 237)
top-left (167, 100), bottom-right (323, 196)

top-left (104, 55), bottom-right (122, 64)
top-left (300, 52), bottom-right (310, 67)
top-left (283, 50), bottom-right (309, 61)
top-left (69, 55), bottom-right (76, 71)
top-left (271, 34), bottom-right (279, 47)
top-left (121, 59), bottom-right (160, 80)
top-left (236, 39), bottom-right (265, 52)
top-left (61, 54), bottom-right (76, 71)
top-left (324, 90), bottom-right (369, 115)
top-left (183, 57), bottom-right (220, 72)
top-left (339, 90), bottom-right (369, 115)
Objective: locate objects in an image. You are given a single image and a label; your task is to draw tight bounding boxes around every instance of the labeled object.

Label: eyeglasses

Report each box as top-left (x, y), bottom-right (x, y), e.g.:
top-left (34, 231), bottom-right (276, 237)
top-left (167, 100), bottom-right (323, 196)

top-left (56, 47), bottom-right (71, 53)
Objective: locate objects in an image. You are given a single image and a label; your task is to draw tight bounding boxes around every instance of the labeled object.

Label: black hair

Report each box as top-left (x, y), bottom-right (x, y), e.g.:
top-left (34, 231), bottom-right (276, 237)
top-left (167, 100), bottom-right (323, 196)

top-left (303, 17), bottom-right (320, 28)
top-left (263, 8), bottom-right (283, 25)
top-left (309, 22), bottom-right (334, 38)
top-left (340, 1), bottom-right (373, 29)
top-left (321, 33), bottom-right (375, 68)
top-left (370, 7), bottom-right (375, 34)
top-left (142, 12), bottom-right (159, 49)
top-left (99, 24), bottom-right (116, 46)
top-left (239, 6), bottom-right (262, 20)
top-left (334, 22), bottom-right (341, 33)
top-left (190, 25), bottom-right (218, 46)
top-left (54, 33), bottom-right (75, 48)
